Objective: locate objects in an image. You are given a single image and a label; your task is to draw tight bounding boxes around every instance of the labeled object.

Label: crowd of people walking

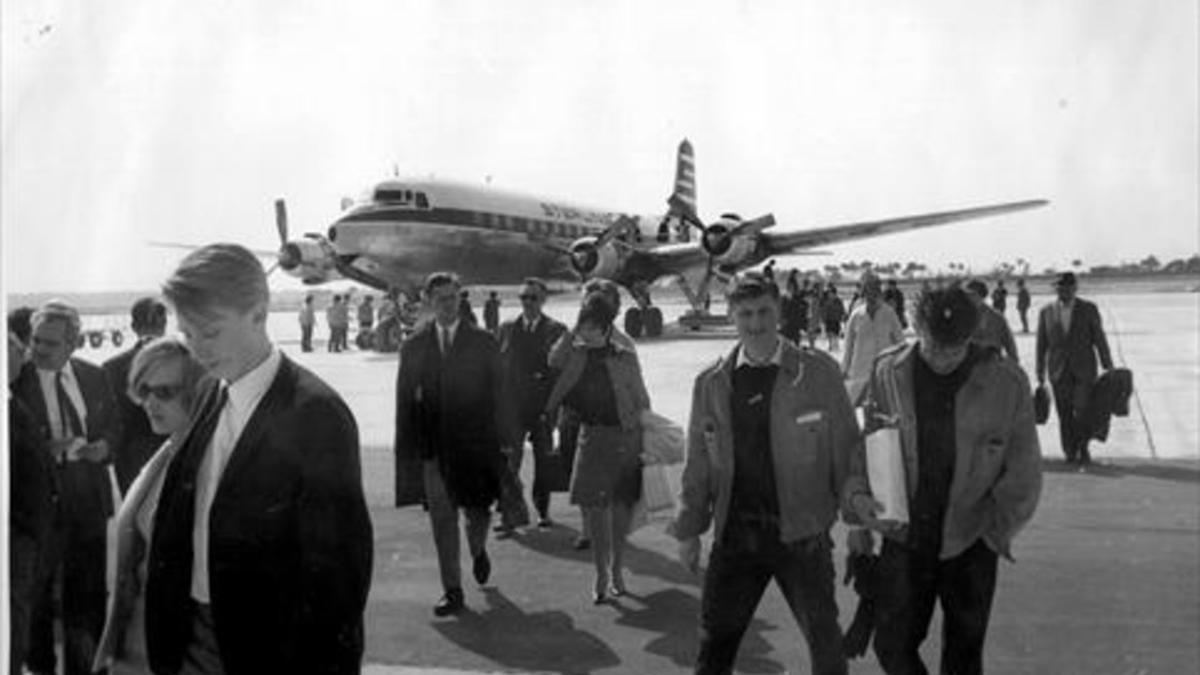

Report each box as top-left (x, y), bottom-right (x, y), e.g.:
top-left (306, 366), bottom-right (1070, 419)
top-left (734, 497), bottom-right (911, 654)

top-left (9, 249), bottom-right (1122, 674)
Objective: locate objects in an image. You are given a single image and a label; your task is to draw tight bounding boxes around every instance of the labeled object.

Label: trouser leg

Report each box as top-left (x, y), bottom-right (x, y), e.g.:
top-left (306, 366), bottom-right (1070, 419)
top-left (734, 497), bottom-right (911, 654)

top-left (529, 422), bottom-right (554, 518)
top-left (872, 540), bottom-right (939, 675)
top-left (463, 506), bottom-right (491, 560)
top-left (1051, 377), bottom-right (1079, 461)
top-left (9, 533), bottom-right (40, 673)
top-left (62, 526), bottom-right (107, 675)
top-left (26, 521), bottom-right (64, 674)
top-left (937, 540), bottom-right (998, 675)
top-left (584, 507), bottom-right (611, 590)
top-left (423, 461), bottom-right (462, 591)
top-left (695, 543), bottom-right (773, 675)
top-left (773, 534), bottom-right (847, 675)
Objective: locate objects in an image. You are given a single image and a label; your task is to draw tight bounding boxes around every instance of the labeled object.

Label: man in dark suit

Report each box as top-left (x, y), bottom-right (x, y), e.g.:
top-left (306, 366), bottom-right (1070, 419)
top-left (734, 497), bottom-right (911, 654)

top-left (146, 243), bottom-right (373, 674)
top-left (14, 301), bottom-right (121, 675)
top-left (102, 296), bottom-right (168, 492)
top-left (1036, 272), bottom-right (1113, 465)
top-left (496, 278), bottom-right (567, 533)
top-left (8, 330), bottom-right (57, 673)
top-left (396, 272), bottom-right (513, 616)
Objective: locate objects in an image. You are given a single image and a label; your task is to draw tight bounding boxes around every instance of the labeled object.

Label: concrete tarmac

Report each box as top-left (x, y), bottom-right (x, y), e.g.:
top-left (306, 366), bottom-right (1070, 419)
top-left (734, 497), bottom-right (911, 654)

top-left (80, 290), bottom-right (1199, 673)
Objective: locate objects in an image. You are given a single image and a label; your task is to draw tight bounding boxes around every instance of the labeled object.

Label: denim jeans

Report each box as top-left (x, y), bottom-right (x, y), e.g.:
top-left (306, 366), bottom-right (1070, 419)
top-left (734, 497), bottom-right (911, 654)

top-left (696, 529), bottom-right (847, 675)
top-left (872, 538), bottom-right (999, 675)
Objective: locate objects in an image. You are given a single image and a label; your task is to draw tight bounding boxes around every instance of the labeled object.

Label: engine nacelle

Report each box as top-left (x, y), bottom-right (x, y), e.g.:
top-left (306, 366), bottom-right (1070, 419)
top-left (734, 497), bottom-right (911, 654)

top-left (568, 237), bottom-right (622, 280)
top-left (279, 237), bottom-right (337, 283)
top-left (712, 234), bottom-right (758, 267)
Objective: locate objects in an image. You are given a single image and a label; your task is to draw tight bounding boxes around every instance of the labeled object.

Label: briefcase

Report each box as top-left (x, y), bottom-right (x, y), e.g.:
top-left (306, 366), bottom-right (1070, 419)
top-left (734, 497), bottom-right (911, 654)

top-left (1034, 385), bottom-right (1050, 425)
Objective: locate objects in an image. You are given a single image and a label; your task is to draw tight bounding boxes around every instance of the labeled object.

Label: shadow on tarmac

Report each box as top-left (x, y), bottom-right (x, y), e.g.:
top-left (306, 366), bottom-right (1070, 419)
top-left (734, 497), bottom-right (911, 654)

top-left (431, 587), bottom-right (620, 675)
top-left (1040, 458), bottom-right (1200, 483)
top-left (512, 525), bottom-right (700, 588)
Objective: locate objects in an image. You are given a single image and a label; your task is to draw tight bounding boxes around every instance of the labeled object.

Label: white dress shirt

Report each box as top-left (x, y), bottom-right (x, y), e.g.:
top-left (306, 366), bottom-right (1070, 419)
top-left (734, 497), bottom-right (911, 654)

top-left (736, 338), bottom-right (784, 369)
top-left (191, 347), bottom-right (282, 603)
top-left (37, 362), bottom-right (88, 440)
top-left (438, 319), bottom-right (460, 354)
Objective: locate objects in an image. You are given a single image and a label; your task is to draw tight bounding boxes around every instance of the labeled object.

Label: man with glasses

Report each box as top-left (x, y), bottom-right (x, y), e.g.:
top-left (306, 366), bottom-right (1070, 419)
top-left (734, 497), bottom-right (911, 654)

top-left (12, 300), bottom-right (121, 675)
top-left (496, 278), bottom-right (567, 534)
top-left (846, 286), bottom-right (1041, 675)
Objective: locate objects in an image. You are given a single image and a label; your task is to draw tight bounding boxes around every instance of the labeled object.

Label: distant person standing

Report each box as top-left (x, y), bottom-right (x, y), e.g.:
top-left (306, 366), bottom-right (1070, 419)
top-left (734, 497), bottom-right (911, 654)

top-left (358, 295), bottom-right (376, 335)
top-left (966, 279), bottom-right (1019, 363)
top-left (670, 272), bottom-right (858, 675)
top-left (882, 278), bottom-right (907, 329)
top-left (821, 283), bottom-right (846, 352)
top-left (395, 272), bottom-right (513, 616)
top-left (484, 291), bottom-right (502, 334)
top-left (842, 273), bottom-right (905, 405)
top-left (779, 271), bottom-right (807, 344)
top-left (459, 289), bottom-right (479, 326)
top-left (14, 301), bottom-right (121, 675)
top-left (1016, 278), bottom-right (1032, 334)
top-left (1036, 272), bottom-right (1113, 465)
top-left (326, 295), bottom-right (342, 352)
top-left (846, 286), bottom-right (1042, 675)
top-left (805, 279), bottom-right (822, 349)
top-left (103, 296), bottom-right (169, 493)
top-left (992, 280), bottom-right (1009, 315)
top-left (334, 294), bottom-right (352, 350)
top-left (299, 294), bottom-right (316, 352)
top-left (497, 279), bottom-right (567, 533)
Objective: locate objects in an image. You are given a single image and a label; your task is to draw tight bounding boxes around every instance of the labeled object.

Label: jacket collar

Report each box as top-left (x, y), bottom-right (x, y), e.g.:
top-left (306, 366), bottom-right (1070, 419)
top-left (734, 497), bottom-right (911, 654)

top-left (717, 338), bottom-right (803, 384)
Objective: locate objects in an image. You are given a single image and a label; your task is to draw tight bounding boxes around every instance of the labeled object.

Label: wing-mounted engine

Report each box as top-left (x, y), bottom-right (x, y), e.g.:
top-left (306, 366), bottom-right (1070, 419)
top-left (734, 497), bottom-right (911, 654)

top-left (272, 199), bottom-right (339, 284)
top-left (567, 236), bottom-right (622, 279)
top-left (700, 213), bottom-right (767, 267)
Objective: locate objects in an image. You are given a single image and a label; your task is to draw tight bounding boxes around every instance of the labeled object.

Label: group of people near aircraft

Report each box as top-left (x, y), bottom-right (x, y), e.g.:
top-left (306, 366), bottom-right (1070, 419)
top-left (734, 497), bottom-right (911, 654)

top-left (7, 239), bottom-right (1116, 674)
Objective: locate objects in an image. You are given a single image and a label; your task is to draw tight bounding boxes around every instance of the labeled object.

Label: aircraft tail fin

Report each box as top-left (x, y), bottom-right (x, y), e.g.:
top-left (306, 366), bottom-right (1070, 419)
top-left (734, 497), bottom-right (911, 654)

top-left (667, 138), bottom-right (697, 241)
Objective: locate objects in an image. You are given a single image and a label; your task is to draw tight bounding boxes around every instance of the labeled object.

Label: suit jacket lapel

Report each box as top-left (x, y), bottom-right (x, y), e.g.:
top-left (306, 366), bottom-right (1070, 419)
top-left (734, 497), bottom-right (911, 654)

top-left (15, 364), bottom-right (50, 436)
top-left (217, 356), bottom-right (293, 494)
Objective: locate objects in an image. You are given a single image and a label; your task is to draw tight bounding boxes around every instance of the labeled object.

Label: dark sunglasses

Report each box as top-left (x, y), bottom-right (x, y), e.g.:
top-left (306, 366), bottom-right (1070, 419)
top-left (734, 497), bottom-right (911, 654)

top-left (519, 294), bottom-right (542, 302)
top-left (135, 383), bottom-right (185, 402)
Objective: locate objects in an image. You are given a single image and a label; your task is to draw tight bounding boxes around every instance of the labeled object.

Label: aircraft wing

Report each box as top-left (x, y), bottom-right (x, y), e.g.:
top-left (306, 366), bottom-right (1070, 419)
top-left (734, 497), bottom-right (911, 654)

top-left (759, 199), bottom-right (1048, 256)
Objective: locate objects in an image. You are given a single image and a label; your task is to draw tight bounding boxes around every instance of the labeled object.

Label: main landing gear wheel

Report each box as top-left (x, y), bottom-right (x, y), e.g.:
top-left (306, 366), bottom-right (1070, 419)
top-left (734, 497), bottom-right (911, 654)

top-left (624, 308), bottom-right (644, 338)
top-left (111, 331), bottom-right (124, 348)
top-left (643, 307), bottom-right (663, 337)
top-left (88, 332), bottom-right (104, 348)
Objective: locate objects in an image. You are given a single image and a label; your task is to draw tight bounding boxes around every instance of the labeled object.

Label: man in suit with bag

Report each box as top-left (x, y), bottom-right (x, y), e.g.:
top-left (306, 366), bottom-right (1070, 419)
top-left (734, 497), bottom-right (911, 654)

top-left (146, 243), bottom-right (373, 674)
top-left (1036, 272), bottom-right (1113, 465)
top-left (14, 300), bottom-right (121, 675)
top-left (496, 277), bottom-right (567, 534)
top-left (102, 296), bottom-right (168, 492)
top-left (395, 271), bottom-right (515, 616)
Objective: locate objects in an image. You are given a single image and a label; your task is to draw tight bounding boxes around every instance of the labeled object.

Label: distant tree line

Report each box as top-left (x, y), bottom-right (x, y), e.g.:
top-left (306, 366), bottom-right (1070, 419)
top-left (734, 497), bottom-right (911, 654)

top-left (789, 253), bottom-right (1200, 282)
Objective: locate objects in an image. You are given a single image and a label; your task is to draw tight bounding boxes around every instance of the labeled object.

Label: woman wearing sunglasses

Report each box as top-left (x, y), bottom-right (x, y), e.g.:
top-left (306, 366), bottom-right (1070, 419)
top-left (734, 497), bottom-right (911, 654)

top-left (93, 336), bottom-right (207, 674)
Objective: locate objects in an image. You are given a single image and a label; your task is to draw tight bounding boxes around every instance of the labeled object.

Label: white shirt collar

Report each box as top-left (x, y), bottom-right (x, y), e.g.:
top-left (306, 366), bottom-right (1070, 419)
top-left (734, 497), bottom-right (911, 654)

top-left (736, 338), bottom-right (784, 369)
top-left (223, 348), bottom-right (281, 420)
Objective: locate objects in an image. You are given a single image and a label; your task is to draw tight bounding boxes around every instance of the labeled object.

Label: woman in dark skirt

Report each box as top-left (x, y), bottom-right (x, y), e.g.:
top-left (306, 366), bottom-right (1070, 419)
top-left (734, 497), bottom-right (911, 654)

top-left (544, 291), bottom-right (651, 603)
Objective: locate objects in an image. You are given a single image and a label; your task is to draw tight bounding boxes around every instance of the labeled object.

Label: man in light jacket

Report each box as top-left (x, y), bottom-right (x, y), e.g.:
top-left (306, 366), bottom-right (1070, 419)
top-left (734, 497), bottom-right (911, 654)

top-left (845, 286), bottom-right (1042, 675)
top-left (669, 272), bottom-right (860, 675)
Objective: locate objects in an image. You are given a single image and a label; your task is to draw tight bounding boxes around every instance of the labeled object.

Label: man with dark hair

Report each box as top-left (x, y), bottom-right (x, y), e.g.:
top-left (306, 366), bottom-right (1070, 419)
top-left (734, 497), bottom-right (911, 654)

top-left (966, 279), bottom-right (1019, 363)
top-left (496, 278), bottom-right (567, 533)
top-left (146, 243), bottom-right (373, 674)
top-left (991, 279), bottom-right (1008, 315)
top-left (1036, 272), bottom-right (1113, 465)
top-left (13, 300), bottom-right (121, 675)
top-left (103, 296), bottom-right (168, 492)
top-left (670, 271), bottom-right (859, 675)
top-left (298, 294), bottom-right (316, 352)
top-left (9, 305), bottom-right (35, 347)
top-left (846, 286), bottom-right (1042, 675)
top-left (882, 278), bottom-right (907, 329)
top-left (396, 271), bottom-right (514, 616)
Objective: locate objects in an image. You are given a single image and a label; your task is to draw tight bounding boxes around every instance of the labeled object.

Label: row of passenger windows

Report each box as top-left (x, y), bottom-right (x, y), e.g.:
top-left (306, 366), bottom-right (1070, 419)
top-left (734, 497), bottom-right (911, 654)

top-left (478, 212), bottom-right (590, 239)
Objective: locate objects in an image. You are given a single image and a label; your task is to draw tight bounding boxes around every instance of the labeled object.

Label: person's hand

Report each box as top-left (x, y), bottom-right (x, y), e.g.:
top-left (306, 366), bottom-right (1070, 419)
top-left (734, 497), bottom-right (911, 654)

top-left (47, 438), bottom-right (76, 462)
top-left (78, 440), bottom-right (109, 463)
top-left (850, 493), bottom-right (902, 533)
top-left (846, 528), bottom-right (874, 556)
top-left (678, 537), bottom-right (701, 575)
top-left (639, 451), bottom-right (660, 465)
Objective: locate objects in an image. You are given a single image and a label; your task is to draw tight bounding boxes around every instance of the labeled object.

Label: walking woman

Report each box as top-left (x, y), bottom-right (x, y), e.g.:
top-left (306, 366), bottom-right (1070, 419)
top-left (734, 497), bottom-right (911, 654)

top-left (93, 337), bottom-right (207, 673)
top-left (544, 291), bottom-right (651, 603)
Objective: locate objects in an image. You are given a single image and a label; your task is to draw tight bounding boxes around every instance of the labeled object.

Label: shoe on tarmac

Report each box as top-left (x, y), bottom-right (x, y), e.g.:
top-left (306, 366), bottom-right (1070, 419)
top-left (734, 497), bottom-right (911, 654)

top-left (573, 536), bottom-right (591, 551)
top-left (537, 517), bottom-right (553, 529)
top-left (434, 588), bottom-right (465, 617)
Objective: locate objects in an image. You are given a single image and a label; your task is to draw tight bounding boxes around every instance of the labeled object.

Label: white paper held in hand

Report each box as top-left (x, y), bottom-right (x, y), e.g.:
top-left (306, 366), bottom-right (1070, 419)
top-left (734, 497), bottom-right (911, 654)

top-left (865, 427), bottom-right (908, 523)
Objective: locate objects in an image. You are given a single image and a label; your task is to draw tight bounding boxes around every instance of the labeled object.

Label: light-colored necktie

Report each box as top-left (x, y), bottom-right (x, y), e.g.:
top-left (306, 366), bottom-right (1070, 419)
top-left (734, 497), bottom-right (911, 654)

top-left (440, 326), bottom-right (450, 355)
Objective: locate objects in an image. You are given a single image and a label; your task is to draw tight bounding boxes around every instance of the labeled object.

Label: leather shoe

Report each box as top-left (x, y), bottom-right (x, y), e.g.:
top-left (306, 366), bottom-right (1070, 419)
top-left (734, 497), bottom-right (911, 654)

top-left (573, 536), bottom-right (591, 551)
top-left (473, 551), bottom-right (491, 585)
top-left (434, 588), bottom-right (464, 616)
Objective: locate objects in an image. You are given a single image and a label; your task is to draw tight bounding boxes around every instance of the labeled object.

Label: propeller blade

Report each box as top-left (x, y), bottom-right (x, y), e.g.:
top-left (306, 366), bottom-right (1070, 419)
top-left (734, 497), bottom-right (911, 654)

top-left (265, 262), bottom-right (280, 276)
top-left (274, 199), bottom-right (289, 245)
top-left (596, 214), bottom-right (637, 248)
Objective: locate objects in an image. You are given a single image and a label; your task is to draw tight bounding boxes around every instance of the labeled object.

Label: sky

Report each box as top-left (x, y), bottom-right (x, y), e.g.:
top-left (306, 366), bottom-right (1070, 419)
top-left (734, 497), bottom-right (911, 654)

top-left (2, 0), bottom-right (1197, 294)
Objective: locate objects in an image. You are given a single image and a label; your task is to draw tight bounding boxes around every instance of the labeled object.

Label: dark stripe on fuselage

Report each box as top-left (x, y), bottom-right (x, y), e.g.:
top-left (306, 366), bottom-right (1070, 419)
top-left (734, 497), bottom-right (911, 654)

top-left (337, 206), bottom-right (600, 241)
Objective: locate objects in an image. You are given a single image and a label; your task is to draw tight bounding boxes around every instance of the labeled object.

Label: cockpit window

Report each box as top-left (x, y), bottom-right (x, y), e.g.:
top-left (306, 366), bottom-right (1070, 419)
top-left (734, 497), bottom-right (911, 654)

top-left (374, 189), bottom-right (408, 203)
top-left (415, 192), bottom-right (429, 209)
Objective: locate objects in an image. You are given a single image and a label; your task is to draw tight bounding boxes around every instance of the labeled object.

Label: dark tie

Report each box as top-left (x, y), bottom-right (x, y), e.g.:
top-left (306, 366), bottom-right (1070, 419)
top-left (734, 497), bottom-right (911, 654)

top-left (55, 371), bottom-right (84, 438)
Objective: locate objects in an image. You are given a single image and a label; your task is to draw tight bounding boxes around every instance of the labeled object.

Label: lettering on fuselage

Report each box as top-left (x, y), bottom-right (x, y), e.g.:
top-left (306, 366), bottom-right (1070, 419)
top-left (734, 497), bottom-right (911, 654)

top-left (539, 202), bottom-right (616, 227)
